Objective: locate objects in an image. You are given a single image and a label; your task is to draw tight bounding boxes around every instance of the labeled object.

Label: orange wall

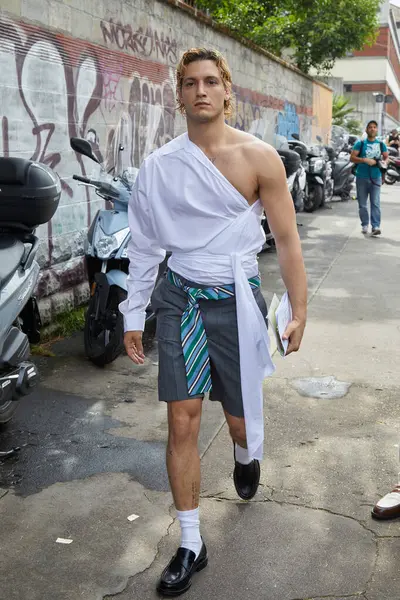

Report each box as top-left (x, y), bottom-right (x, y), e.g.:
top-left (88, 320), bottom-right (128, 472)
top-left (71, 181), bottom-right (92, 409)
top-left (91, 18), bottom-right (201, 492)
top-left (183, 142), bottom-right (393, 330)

top-left (312, 82), bottom-right (333, 144)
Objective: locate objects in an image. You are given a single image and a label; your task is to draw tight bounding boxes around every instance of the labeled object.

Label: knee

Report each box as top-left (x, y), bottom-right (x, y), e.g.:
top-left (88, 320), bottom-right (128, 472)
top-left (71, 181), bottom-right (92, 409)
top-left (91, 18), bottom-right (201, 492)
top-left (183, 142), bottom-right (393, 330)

top-left (168, 401), bottom-right (201, 447)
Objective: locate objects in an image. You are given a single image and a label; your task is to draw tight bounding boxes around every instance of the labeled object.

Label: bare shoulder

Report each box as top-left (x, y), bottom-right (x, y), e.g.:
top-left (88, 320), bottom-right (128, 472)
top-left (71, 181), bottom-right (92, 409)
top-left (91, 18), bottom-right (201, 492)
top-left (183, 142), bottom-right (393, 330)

top-left (229, 128), bottom-right (281, 167)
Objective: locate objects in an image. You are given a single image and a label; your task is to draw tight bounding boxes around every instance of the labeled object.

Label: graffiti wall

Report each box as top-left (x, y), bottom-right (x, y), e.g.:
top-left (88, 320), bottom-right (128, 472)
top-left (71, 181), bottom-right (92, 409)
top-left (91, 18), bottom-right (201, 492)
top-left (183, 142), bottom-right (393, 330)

top-left (0, 2), bottom-right (330, 320)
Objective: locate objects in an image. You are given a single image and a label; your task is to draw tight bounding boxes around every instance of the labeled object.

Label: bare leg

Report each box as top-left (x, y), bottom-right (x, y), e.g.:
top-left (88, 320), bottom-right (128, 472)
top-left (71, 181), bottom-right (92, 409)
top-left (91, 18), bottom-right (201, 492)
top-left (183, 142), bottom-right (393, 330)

top-left (166, 398), bottom-right (203, 510)
top-left (157, 398), bottom-right (206, 594)
top-left (224, 409), bottom-right (247, 448)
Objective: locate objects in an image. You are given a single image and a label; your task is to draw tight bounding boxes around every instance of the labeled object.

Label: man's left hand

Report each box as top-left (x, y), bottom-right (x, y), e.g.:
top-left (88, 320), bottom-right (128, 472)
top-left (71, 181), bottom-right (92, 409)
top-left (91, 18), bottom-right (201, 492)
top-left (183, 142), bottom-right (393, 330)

top-left (282, 317), bottom-right (306, 355)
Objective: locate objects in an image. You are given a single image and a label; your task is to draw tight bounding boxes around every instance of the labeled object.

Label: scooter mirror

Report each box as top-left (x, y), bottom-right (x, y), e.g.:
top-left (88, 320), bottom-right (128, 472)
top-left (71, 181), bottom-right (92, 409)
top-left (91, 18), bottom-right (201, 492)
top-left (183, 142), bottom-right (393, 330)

top-left (291, 133), bottom-right (300, 140)
top-left (70, 137), bottom-right (100, 163)
top-left (316, 135), bottom-right (322, 143)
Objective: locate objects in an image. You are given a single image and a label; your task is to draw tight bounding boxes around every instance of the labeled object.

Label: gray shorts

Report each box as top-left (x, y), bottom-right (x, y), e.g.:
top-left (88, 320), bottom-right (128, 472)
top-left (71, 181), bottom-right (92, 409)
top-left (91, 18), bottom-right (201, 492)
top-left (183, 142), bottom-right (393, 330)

top-left (151, 272), bottom-right (268, 418)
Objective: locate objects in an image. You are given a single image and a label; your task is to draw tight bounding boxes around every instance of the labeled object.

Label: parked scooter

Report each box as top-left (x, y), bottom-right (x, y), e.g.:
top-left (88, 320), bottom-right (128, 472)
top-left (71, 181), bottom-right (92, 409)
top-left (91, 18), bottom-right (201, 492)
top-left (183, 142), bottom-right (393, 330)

top-left (329, 126), bottom-right (355, 200)
top-left (292, 134), bottom-right (332, 213)
top-left (288, 137), bottom-right (309, 211)
top-left (385, 153), bottom-right (400, 184)
top-left (332, 153), bottom-right (354, 200)
top-left (0, 158), bottom-right (60, 432)
top-left (71, 138), bottom-right (166, 366)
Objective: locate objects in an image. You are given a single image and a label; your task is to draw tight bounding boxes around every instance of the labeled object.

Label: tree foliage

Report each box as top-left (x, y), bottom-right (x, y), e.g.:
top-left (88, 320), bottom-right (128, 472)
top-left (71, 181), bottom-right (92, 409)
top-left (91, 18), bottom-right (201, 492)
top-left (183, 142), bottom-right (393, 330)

top-left (344, 117), bottom-right (363, 135)
top-left (332, 94), bottom-right (355, 124)
top-left (332, 95), bottom-right (362, 135)
top-left (195, 0), bottom-right (382, 73)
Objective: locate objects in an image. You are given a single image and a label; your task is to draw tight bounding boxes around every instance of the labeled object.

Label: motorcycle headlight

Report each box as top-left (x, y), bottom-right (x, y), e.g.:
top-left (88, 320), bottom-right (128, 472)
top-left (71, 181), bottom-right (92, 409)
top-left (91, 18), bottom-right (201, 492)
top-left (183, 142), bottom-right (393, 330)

top-left (93, 227), bottom-right (129, 259)
top-left (309, 158), bottom-right (324, 173)
top-left (95, 235), bottom-right (119, 259)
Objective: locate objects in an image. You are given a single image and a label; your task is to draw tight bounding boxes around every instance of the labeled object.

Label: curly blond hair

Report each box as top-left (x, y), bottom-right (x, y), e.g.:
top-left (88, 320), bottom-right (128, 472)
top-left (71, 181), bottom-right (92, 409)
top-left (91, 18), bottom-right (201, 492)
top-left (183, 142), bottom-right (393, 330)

top-left (176, 48), bottom-right (233, 117)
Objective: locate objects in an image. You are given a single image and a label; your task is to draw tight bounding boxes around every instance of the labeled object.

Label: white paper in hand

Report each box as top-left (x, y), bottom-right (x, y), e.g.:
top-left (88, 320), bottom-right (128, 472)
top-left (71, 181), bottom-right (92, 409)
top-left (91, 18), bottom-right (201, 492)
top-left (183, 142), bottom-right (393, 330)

top-left (275, 292), bottom-right (292, 356)
top-left (267, 293), bottom-right (280, 338)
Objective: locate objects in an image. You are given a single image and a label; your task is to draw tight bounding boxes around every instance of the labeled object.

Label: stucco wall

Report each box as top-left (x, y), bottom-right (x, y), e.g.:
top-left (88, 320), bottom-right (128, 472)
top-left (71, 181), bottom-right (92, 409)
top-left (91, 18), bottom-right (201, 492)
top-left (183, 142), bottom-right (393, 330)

top-left (0, 0), bottom-right (331, 321)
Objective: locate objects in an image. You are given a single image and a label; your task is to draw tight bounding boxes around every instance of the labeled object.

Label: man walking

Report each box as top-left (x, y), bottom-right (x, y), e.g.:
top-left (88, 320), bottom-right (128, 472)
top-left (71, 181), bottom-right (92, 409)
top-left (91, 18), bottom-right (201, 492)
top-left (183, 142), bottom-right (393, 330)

top-left (120, 48), bottom-right (307, 596)
top-left (351, 120), bottom-right (388, 236)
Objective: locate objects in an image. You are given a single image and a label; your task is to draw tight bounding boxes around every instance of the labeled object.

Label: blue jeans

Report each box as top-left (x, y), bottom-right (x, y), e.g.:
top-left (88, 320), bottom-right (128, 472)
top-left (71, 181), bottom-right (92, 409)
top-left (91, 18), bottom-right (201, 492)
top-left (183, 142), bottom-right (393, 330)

top-left (356, 177), bottom-right (381, 229)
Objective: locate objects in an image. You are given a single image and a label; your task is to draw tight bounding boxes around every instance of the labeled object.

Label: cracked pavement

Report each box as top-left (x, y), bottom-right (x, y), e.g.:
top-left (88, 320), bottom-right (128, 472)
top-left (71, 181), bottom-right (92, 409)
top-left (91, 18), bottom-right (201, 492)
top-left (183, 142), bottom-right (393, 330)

top-left (1, 188), bottom-right (400, 599)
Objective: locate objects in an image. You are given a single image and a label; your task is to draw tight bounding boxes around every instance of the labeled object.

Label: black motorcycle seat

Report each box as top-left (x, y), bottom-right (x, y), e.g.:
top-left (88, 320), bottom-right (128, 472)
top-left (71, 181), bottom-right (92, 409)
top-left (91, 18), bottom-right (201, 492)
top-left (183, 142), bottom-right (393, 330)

top-left (0, 236), bottom-right (25, 288)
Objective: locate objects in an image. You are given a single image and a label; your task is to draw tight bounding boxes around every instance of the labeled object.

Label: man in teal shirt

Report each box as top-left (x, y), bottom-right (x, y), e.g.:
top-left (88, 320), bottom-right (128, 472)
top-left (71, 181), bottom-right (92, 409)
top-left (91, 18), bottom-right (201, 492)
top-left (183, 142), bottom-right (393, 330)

top-left (351, 120), bottom-right (388, 235)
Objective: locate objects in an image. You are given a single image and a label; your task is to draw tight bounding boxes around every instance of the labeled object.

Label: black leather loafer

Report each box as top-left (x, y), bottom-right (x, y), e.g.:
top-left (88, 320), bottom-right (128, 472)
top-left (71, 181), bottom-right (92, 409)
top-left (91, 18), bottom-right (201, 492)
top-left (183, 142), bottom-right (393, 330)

top-left (233, 447), bottom-right (261, 500)
top-left (156, 540), bottom-right (208, 597)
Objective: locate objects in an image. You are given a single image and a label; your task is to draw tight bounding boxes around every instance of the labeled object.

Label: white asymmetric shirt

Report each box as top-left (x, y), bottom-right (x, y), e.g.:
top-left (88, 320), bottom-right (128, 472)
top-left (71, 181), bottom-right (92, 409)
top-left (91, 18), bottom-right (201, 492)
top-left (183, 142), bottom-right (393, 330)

top-left (119, 133), bottom-right (275, 459)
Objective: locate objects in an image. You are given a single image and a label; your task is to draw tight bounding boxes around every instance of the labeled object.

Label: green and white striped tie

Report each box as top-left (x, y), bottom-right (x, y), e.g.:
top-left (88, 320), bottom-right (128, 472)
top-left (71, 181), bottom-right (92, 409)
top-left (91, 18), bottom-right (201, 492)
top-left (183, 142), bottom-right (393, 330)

top-left (167, 270), bottom-right (261, 395)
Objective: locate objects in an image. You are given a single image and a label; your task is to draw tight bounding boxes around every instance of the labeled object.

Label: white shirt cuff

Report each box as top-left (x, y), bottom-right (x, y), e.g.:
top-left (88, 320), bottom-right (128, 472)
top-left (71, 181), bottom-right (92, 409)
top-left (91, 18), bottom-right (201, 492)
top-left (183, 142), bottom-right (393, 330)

top-left (123, 312), bottom-right (146, 332)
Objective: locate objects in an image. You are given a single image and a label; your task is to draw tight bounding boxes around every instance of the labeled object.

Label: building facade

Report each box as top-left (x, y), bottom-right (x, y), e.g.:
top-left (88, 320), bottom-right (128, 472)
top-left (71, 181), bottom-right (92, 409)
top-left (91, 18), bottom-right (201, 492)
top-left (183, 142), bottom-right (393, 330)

top-left (330, 0), bottom-right (400, 133)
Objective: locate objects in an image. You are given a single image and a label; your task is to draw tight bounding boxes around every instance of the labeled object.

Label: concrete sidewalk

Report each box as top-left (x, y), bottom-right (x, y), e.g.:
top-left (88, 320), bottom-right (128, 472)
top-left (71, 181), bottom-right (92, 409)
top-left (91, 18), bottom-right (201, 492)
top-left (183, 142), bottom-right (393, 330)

top-left (1, 187), bottom-right (400, 600)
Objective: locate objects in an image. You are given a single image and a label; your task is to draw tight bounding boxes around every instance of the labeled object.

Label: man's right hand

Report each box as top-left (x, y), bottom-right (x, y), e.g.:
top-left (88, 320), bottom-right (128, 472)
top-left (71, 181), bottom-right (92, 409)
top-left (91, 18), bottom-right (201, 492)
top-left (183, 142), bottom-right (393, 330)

top-left (124, 331), bottom-right (145, 364)
top-left (364, 158), bottom-right (377, 166)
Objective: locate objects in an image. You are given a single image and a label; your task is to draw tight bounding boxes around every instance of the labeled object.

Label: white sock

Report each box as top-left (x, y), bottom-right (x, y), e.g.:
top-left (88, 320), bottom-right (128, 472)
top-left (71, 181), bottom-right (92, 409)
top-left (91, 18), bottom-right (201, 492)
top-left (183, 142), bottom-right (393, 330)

top-left (176, 507), bottom-right (202, 558)
top-left (235, 443), bottom-right (253, 465)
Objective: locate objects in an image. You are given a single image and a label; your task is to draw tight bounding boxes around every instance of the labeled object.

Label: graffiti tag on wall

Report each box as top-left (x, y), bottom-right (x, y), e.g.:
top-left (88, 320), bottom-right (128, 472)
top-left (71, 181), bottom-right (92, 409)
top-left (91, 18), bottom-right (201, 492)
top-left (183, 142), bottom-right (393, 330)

top-left (100, 20), bottom-right (178, 64)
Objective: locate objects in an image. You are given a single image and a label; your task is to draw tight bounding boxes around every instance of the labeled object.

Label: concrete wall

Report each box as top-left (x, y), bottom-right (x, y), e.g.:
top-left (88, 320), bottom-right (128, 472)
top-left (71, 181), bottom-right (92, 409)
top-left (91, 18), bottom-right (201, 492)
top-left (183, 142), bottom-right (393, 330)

top-left (319, 76), bottom-right (344, 98)
top-left (0, 0), bottom-right (331, 321)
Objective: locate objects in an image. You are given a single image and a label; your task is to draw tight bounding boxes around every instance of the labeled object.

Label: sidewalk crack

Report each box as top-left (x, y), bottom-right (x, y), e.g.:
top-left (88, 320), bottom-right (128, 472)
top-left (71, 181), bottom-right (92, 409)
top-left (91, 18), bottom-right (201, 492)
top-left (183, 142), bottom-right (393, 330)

top-left (365, 535), bottom-right (381, 597)
top-left (201, 493), bottom-right (380, 536)
top-left (103, 507), bottom-right (175, 599)
top-left (288, 594), bottom-right (367, 600)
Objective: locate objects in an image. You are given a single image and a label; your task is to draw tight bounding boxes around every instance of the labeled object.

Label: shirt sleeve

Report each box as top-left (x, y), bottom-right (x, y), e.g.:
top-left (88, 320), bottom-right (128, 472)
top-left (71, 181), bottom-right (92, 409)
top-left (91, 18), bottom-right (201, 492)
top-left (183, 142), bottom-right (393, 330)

top-left (119, 161), bottom-right (166, 332)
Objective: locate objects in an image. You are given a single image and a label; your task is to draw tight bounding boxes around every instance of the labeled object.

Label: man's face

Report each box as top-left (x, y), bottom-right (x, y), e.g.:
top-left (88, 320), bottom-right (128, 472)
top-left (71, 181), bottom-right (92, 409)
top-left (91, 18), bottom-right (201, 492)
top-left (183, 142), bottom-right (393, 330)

top-left (367, 123), bottom-right (378, 139)
top-left (179, 60), bottom-right (230, 123)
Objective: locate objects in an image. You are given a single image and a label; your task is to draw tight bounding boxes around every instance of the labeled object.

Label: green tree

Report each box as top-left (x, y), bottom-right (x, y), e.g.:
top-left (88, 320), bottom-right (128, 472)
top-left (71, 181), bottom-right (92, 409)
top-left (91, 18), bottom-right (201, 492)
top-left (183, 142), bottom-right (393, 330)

top-left (196, 0), bottom-right (382, 73)
top-left (332, 94), bottom-right (356, 125)
top-left (331, 95), bottom-right (363, 134)
top-left (344, 117), bottom-right (363, 135)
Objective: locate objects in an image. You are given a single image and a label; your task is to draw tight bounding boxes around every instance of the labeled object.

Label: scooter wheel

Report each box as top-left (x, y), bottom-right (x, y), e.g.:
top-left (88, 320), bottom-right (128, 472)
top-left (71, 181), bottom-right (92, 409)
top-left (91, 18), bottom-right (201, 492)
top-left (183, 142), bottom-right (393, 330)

top-left (384, 174), bottom-right (396, 185)
top-left (0, 400), bottom-right (18, 427)
top-left (84, 286), bottom-right (126, 367)
top-left (304, 184), bottom-right (323, 212)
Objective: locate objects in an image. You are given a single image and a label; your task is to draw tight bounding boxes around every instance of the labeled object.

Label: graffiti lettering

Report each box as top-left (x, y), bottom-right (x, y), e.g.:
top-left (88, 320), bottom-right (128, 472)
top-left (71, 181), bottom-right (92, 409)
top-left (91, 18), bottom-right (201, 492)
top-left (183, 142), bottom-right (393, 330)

top-left (276, 101), bottom-right (300, 140)
top-left (100, 20), bottom-right (178, 64)
top-left (102, 67), bottom-right (123, 114)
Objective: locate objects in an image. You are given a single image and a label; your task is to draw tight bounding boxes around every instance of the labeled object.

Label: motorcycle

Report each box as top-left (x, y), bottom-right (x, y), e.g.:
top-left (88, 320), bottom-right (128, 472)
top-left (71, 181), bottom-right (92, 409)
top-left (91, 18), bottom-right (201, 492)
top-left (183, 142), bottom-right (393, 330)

top-left (332, 152), bottom-right (354, 201)
top-left (292, 134), bottom-right (333, 213)
top-left (288, 137), bottom-right (309, 211)
top-left (329, 126), bottom-right (355, 200)
top-left (385, 154), bottom-right (400, 184)
top-left (70, 137), bottom-right (166, 367)
top-left (0, 158), bottom-right (60, 431)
